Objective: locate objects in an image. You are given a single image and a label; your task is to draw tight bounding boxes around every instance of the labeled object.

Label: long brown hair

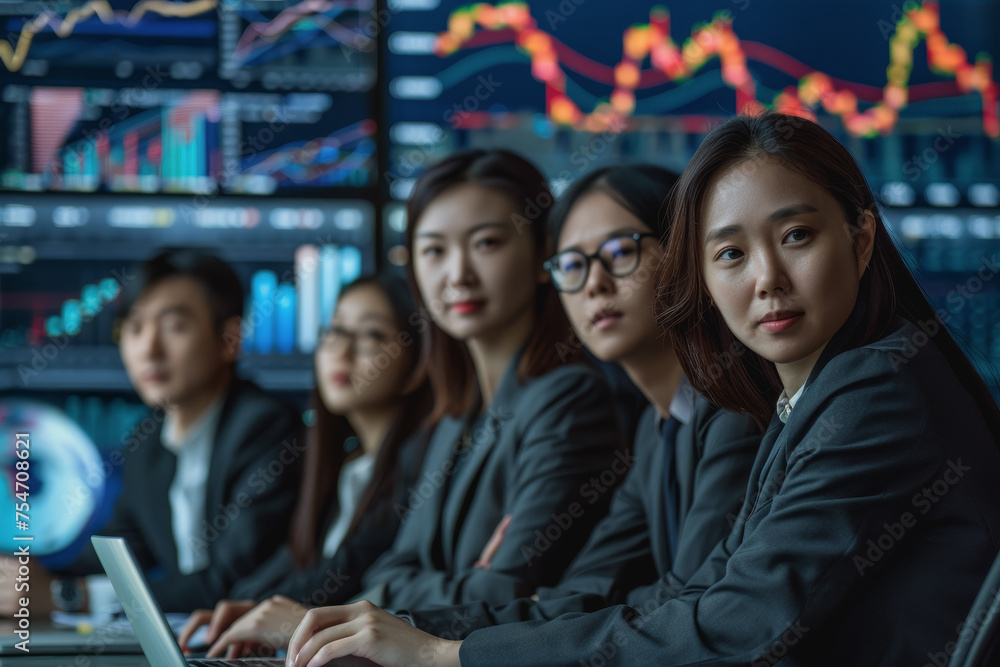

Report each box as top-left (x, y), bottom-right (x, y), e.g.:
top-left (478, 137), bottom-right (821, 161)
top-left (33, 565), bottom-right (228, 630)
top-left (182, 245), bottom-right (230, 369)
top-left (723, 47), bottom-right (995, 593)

top-left (404, 149), bottom-right (578, 424)
top-left (656, 112), bottom-right (1000, 438)
top-left (288, 274), bottom-right (432, 568)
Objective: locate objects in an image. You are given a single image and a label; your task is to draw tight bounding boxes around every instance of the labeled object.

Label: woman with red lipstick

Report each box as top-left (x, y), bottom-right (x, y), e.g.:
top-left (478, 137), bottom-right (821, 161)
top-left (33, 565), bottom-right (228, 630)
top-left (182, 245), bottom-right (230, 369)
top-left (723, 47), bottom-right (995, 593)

top-left (185, 149), bottom-right (626, 659)
top-left (281, 115), bottom-right (1000, 666)
top-left (322, 164), bottom-right (761, 644)
top-left (177, 274), bottom-right (432, 657)
top-left (337, 149), bottom-right (625, 612)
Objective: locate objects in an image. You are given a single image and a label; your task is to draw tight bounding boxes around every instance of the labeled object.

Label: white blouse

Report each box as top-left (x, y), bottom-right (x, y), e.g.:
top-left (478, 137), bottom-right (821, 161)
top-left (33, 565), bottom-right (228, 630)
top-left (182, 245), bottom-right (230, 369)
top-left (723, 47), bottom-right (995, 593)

top-left (320, 453), bottom-right (376, 558)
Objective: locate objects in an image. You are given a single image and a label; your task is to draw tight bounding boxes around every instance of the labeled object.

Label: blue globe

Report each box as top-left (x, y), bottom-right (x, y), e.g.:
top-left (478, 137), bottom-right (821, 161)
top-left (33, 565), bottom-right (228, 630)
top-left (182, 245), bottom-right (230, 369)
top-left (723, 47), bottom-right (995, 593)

top-left (1, 400), bottom-right (105, 555)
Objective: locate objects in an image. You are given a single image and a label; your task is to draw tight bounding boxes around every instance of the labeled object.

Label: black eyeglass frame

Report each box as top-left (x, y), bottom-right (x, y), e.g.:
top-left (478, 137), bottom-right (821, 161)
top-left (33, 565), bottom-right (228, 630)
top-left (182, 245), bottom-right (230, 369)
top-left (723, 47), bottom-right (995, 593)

top-left (543, 232), bottom-right (658, 293)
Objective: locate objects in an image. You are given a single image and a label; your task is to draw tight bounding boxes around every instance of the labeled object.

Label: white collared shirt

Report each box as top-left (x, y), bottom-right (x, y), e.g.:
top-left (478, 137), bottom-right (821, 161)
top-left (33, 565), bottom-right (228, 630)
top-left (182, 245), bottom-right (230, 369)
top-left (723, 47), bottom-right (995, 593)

top-left (776, 383), bottom-right (806, 424)
top-left (161, 398), bottom-right (225, 574)
top-left (655, 375), bottom-right (696, 428)
top-left (321, 453), bottom-right (376, 558)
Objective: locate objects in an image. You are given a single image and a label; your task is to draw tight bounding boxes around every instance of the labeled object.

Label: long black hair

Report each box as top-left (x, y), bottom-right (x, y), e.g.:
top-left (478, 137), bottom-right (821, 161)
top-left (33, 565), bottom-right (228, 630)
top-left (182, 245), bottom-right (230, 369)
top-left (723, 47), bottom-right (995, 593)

top-left (404, 148), bottom-right (578, 424)
top-left (548, 164), bottom-right (680, 246)
top-left (289, 273), bottom-right (431, 568)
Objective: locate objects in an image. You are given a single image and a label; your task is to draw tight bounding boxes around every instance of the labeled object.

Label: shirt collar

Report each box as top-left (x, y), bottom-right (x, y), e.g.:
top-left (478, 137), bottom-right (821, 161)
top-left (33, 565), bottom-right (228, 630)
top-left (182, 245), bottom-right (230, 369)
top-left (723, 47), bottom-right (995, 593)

top-left (655, 375), bottom-right (695, 428)
top-left (776, 383), bottom-right (806, 424)
top-left (161, 396), bottom-right (225, 454)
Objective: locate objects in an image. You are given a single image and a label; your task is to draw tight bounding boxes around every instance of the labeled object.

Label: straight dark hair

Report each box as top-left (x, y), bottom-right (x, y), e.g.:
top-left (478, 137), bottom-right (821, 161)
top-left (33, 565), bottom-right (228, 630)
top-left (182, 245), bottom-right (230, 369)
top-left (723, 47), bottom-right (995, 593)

top-left (548, 164), bottom-right (680, 246)
top-left (119, 248), bottom-right (244, 331)
top-left (405, 149), bottom-right (578, 424)
top-left (656, 112), bottom-right (1000, 440)
top-left (288, 274), bottom-right (432, 568)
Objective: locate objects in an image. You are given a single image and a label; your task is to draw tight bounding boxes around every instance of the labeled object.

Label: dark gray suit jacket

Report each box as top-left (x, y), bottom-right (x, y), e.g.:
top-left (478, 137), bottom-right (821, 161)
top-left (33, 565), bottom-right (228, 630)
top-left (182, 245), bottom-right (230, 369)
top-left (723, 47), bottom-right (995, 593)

top-left (227, 431), bottom-right (429, 605)
top-left (352, 355), bottom-right (626, 611)
top-left (459, 317), bottom-right (1000, 666)
top-left (404, 397), bottom-right (760, 638)
top-left (60, 379), bottom-right (303, 612)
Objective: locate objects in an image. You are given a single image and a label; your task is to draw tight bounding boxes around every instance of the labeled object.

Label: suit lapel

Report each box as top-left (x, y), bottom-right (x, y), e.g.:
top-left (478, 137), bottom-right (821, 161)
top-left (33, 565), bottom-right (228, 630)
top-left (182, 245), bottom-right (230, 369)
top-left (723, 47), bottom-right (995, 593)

top-left (745, 299), bottom-right (882, 505)
top-left (422, 416), bottom-right (465, 560)
top-left (674, 419), bottom-right (698, 527)
top-left (143, 421), bottom-right (179, 572)
top-left (440, 353), bottom-right (521, 565)
top-left (647, 430), bottom-right (672, 571)
top-left (632, 408), bottom-right (672, 571)
top-left (206, 380), bottom-right (244, 522)
top-left (742, 415), bottom-right (785, 523)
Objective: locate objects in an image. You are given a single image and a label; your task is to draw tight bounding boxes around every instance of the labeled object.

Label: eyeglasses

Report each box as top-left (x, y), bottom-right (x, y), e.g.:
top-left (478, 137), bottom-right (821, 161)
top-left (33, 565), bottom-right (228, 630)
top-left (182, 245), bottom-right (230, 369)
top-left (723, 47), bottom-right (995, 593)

top-left (317, 325), bottom-right (389, 357)
top-left (544, 232), bottom-right (657, 293)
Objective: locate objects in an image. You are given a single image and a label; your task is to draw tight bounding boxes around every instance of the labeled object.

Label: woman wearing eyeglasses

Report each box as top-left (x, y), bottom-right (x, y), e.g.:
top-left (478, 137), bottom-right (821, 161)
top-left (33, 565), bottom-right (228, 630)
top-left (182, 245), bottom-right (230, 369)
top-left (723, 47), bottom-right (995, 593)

top-left (341, 149), bottom-right (625, 611)
top-left (192, 149), bottom-right (626, 658)
top-left (364, 164), bottom-right (761, 641)
top-left (178, 274), bottom-right (433, 658)
top-left (280, 115), bottom-right (1000, 666)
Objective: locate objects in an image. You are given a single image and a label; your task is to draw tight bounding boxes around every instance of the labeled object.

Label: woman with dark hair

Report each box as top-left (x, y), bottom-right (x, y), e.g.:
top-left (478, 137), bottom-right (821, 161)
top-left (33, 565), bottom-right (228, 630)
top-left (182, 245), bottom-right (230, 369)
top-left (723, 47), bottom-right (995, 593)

top-left (283, 115), bottom-right (1000, 666)
top-left (343, 149), bottom-right (624, 609)
top-left (188, 149), bottom-right (625, 658)
top-left (359, 164), bottom-right (760, 642)
top-left (177, 274), bottom-right (432, 657)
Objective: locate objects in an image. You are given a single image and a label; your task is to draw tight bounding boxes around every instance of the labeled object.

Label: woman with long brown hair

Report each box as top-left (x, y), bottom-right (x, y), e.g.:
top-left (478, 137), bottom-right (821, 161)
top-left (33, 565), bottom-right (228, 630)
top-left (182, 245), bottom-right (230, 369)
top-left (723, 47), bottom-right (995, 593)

top-left (283, 115), bottom-right (1000, 666)
top-left (343, 148), bottom-right (625, 610)
top-left (195, 148), bottom-right (625, 658)
top-left (178, 273), bottom-right (432, 657)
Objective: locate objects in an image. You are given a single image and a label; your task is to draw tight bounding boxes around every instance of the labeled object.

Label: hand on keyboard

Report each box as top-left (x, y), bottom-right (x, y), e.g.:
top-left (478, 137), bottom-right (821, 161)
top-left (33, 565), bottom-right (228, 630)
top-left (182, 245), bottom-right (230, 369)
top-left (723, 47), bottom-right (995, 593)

top-left (206, 595), bottom-right (309, 659)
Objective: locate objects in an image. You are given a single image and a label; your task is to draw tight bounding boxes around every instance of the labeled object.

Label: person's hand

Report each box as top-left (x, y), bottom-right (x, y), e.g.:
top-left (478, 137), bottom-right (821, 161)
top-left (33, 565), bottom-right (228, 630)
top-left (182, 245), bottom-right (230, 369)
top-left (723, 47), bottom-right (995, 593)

top-left (178, 599), bottom-right (255, 653)
top-left (205, 595), bottom-right (309, 658)
top-left (0, 556), bottom-right (54, 616)
top-left (286, 600), bottom-right (462, 667)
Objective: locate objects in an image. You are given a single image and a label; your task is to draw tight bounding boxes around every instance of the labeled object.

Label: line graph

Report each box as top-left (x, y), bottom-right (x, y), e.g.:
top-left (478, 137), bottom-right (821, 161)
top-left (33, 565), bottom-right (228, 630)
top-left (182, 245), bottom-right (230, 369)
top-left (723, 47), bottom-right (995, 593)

top-left (218, 0), bottom-right (375, 89)
top-left (239, 118), bottom-right (374, 188)
top-left (0, 0), bottom-right (217, 72)
top-left (433, 1), bottom-right (998, 137)
top-left (231, 0), bottom-right (369, 66)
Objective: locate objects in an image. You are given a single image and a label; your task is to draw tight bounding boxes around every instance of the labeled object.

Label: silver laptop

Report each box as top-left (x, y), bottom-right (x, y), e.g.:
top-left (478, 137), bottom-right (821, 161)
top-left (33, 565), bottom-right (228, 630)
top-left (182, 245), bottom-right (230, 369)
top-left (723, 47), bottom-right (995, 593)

top-left (91, 536), bottom-right (375, 667)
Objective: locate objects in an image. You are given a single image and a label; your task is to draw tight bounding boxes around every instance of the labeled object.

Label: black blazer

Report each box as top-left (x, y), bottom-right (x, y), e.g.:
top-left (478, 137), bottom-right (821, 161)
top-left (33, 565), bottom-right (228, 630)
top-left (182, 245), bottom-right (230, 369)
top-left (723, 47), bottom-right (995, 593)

top-left (227, 430), bottom-right (429, 604)
top-left (353, 355), bottom-right (626, 611)
top-left (458, 316), bottom-right (1000, 666)
top-left (405, 397), bottom-right (760, 637)
top-left (60, 379), bottom-right (303, 612)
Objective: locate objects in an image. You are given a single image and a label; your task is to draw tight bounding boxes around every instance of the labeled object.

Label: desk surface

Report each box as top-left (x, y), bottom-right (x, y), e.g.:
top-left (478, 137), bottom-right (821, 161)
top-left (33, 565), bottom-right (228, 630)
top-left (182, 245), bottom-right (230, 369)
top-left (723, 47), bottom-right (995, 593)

top-left (0, 620), bottom-right (142, 658)
top-left (0, 657), bottom-right (150, 667)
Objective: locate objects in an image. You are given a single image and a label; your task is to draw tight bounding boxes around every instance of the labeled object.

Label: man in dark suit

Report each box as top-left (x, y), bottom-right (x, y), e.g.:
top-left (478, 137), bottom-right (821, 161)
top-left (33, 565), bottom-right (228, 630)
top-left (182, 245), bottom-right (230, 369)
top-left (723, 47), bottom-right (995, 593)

top-left (397, 381), bottom-right (761, 638)
top-left (0, 250), bottom-right (303, 614)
